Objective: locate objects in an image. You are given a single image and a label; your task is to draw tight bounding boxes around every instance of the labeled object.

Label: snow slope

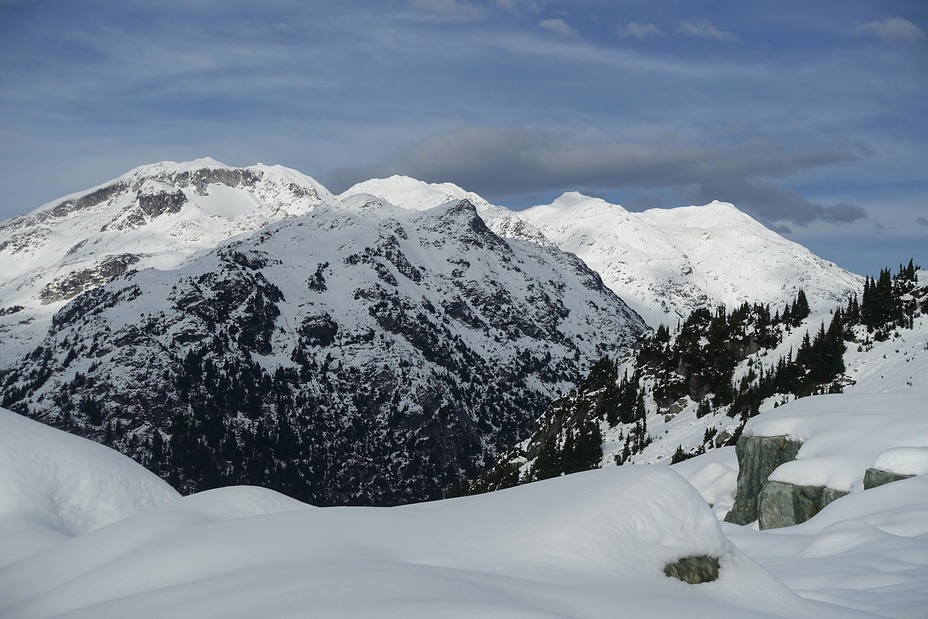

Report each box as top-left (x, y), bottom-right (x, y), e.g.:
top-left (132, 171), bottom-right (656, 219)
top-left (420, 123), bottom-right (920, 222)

top-left (0, 408), bottom-right (179, 568)
top-left (0, 406), bottom-right (863, 619)
top-left (519, 194), bottom-right (861, 327)
top-left (0, 158), bottom-right (331, 363)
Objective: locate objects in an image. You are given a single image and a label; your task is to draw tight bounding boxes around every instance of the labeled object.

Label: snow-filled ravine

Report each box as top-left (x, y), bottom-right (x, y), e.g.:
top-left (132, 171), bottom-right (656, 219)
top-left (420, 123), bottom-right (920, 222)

top-left (2, 406), bottom-right (926, 618)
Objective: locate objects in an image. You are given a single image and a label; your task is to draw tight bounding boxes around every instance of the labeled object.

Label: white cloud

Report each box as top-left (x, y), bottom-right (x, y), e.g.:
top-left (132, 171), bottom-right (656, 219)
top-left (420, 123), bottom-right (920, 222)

top-left (857, 17), bottom-right (925, 44)
top-left (496, 0), bottom-right (539, 15)
top-left (616, 22), bottom-right (664, 40)
top-left (407, 0), bottom-right (485, 21)
top-left (539, 18), bottom-right (578, 37)
top-left (677, 19), bottom-right (738, 42)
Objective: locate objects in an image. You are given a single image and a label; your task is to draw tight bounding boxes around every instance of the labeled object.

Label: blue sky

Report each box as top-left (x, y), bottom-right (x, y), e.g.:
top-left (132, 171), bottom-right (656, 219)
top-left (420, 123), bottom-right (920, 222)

top-left (1, 0), bottom-right (925, 275)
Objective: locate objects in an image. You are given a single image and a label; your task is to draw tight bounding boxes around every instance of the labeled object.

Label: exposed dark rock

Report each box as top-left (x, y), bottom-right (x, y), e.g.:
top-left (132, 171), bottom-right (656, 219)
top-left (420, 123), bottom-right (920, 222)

top-left (863, 468), bottom-right (915, 489)
top-left (298, 313), bottom-right (339, 347)
top-left (757, 481), bottom-right (847, 529)
top-left (138, 188), bottom-right (187, 218)
top-left (725, 434), bottom-right (802, 525)
top-left (39, 254), bottom-right (140, 304)
top-left (663, 555), bottom-right (720, 584)
top-left (44, 182), bottom-right (129, 220)
top-left (166, 167), bottom-right (261, 195)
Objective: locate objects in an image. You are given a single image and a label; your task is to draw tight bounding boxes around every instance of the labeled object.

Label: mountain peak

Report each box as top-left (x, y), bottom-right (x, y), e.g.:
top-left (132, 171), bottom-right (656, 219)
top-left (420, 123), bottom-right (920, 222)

top-left (121, 157), bottom-right (231, 180)
top-left (340, 176), bottom-right (487, 212)
top-left (643, 200), bottom-right (760, 231)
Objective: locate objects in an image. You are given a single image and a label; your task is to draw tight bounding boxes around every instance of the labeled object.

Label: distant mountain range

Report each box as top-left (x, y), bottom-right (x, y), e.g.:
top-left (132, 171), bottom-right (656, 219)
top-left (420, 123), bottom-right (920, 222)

top-left (344, 175), bottom-right (861, 327)
top-left (0, 159), bottom-right (863, 503)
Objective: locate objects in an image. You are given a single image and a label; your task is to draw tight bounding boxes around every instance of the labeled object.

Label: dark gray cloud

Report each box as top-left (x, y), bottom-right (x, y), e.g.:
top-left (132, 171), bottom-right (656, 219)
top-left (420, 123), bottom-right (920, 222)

top-left (693, 178), bottom-right (867, 225)
top-left (332, 126), bottom-right (870, 226)
top-left (624, 195), bottom-right (665, 210)
top-left (917, 217), bottom-right (928, 226)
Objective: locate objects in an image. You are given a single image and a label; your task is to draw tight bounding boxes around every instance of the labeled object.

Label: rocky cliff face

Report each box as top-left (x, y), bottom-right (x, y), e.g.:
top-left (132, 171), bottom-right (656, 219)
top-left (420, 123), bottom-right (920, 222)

top-left (1, 197), bottom-right (645, 506)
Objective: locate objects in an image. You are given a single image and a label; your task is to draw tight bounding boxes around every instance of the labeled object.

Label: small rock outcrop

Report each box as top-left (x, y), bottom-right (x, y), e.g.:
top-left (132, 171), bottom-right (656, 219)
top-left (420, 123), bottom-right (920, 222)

top-left (663, 555), bottom-right (720, 584)
top-left (863, 468), bottom-right (915, 489)
top-left (38, 254), bottom-right (140, 304)
top-left (757, 481), bottom-right (847, 529)
top-left (725, 434), bottom-right (802, 525)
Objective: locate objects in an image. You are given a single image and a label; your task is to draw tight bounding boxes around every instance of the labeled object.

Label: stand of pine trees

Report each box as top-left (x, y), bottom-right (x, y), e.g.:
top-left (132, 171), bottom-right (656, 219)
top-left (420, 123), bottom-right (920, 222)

top-left (471, 260), bottom-right (924, 490)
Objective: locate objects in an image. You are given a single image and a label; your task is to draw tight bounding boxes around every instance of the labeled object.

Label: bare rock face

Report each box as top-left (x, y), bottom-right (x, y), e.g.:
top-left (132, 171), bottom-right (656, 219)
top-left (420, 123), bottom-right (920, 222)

top-left (863, 468), bottom-right (915, 489)
top-left (38, 254), bottom-right (140, 304)
top-left (663, 555), bottom-right (720, 584)
top-left (757, 481), bottom-right (847, 529)
top-left (724, 434), bottom-right (802, 525)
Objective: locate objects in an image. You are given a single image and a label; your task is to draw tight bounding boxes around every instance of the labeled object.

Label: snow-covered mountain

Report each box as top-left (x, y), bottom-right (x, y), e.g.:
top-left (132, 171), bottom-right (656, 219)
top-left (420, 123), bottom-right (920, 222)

top-left (517, 193), bottom-right (862, 327)
top-left (337, 178), bottom-right (861, 328)
top-left (2, 160), bottom-right (862, 368)
top-left (341, 174), bottom-right (552, 245)
top-left (0, 158), bottom-right (332, 363)
top-left (1, 193), bottom-right (645, 504)
top-left (0, 159), bottom-right (867, 503)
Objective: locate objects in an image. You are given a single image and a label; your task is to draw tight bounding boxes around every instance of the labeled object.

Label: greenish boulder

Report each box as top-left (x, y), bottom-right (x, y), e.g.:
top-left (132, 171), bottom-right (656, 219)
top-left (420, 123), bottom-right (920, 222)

top-left (863, 468), bottom-right (915, 490)
top-left (757, 481), bottom-right (847, 529)
top-left (725, 435), bottom-right (803, 525)
top-left (663, 555), bottom-right (721, 584)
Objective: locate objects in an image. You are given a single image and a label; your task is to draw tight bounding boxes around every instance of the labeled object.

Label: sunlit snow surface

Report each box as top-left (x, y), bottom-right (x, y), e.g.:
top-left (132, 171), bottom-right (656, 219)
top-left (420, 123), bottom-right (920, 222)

top-left (2, 409), bottom-right (925, 618)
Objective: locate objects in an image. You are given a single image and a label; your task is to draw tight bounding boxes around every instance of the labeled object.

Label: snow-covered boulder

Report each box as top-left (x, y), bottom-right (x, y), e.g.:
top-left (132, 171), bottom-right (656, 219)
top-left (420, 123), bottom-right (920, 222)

top-left (726, 393), bottom-right (928, 529)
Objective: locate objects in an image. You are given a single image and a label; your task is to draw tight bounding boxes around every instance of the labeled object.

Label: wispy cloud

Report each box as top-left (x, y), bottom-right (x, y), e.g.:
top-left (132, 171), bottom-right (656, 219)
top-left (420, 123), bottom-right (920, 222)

top-left (677, 19), bottom-right (738, 42)
top-left (332, 126), bottom-right (870, 226)
top-left (857, 17), bottom-right (925, 44)
top-left (539, 18), bottom-right (578, 37)
top-left (407, 0), bottom-right (486, 21)
top-left (616, 22), bottom-right (664, 40)
top-left (496, 0), bottom-right (539, 15)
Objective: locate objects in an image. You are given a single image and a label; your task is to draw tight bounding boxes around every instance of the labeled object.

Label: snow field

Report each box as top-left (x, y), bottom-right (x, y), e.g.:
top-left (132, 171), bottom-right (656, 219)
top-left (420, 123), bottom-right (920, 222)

top-left (1, 405), bottom-right (849, 619)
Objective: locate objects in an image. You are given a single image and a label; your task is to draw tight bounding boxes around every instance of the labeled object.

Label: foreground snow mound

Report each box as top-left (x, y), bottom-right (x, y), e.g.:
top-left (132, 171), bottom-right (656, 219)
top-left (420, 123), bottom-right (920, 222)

top-left (0, 408), bottom-right (180, 569)
top-left (0, 408), bottom-right (179, 537)
top-left (0, 466), bottom-right (844, 619)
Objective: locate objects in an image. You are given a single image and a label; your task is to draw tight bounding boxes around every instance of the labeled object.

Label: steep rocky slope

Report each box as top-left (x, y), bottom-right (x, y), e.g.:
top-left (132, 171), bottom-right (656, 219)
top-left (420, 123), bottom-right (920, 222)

top-left (1, 196), bottom-right (645, 505)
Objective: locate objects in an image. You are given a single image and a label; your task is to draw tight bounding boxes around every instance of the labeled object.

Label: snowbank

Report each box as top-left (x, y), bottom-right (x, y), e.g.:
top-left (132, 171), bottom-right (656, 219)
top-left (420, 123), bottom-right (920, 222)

top-left (671, 446), bottom-right (739, 519)
top-left (0, 461), bottom-right (843, 619)
top-left (0, 408), bottom-right (180, 538)
top-left (872, 446), bottom-right (928, 477)
top-left (726, 475), bottom-right (928, 617)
